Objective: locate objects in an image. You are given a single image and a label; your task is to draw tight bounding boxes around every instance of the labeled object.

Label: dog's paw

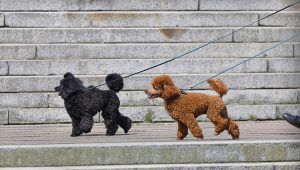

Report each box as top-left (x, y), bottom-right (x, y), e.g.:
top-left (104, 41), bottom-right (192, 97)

top-left (105, 132), bottom-right (116, 136)
top-left (71, 133), bottom-right (81, 137)
top-left (176, 136), bottom-right (184, 140)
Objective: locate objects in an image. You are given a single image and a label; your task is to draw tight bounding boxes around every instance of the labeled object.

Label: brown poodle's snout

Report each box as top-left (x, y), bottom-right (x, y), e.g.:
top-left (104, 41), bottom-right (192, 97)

top-left (144, 88), bottom-right (162, 99)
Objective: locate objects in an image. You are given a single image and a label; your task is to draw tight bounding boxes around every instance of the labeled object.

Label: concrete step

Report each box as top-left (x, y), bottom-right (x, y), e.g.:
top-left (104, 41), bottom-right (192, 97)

top-left (200, 0), bottom-right (300, 11)
top-left (0, 121), bottom-right (299, 167)
top-left (0, 0), bottom-right (299, 11)
top-left (1, 162), bottom-right (300, 170)
top-left (0, 89), bottom-right (298, 108)
top-left (5, 58), bottom-right (300, 76)
top-left (0, 0), bottom-right (199, 11)
top-left (7, 58), bottom-right (269, 75)
top-left (0, 27), bottom-right (299, 44)
top-left (0, 140), bottom-right (299, 167)
top-left (0, 73), bottom-right (299, 92)
top-left (4, 12), bottom-right (300, 28)
top-left (2, 104), bottom-right (299, 124)
top-left (0, 43), bottom-right (296, 60)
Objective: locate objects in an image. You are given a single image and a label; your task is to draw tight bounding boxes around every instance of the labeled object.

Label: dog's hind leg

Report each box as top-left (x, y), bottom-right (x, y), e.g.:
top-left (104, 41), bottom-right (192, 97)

top-left (116, 111), bottom-right (132, 134)
top-left (207, 106), bottom-right (229, 136)
top-left (71, 117), bottom-right (82, 137)
top-left (80, 116), bottom-right (94, 133)
top-left (176, 121), bottom-right (188, 140)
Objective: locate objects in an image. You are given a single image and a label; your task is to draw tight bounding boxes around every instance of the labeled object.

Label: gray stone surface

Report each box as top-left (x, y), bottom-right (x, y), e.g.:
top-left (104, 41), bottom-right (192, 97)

top-left (8, 59), bottom-right (267, 76)
top-left (6, 104), bottom-right (281, 123)
top-left (5, 162), bottom-right (298, 170)
top-left (295, 43), bottom-right (300, 57)
top-left (0, 28), bottom-right (233, 44)
top-left (0, 93), bottom-right (48, 108)
top-left (0, 61), bottom-right (7, 75)
top-left (259, 12), bottom-right (300, 27)
top-left (1, 121), bottom-right (299, 144)
top-left (9, 108), bottom-right (100, 124)
top-left (0, 0), bottom-right (198, 11)
top-left (5, 12), bottom-right (258, 28)
top-left (0, 74), bottom-right (299, 92)
top-left (48, 89), bottom-right (299, 108)
top-left (268, 58), bottom-right (300, 73)
top-left (0, 140), bottom-right (299, 167)
top-left (276, 104), bottom-right (300, 119)
top-left (36, 43), bottom-right (294, 60)
top-left (233, 28), bottom-right (300, 42)
top-left (0, 13), bottom-right (3, 26)
top-left (0, 45), bottom-right (36, 60)
top-left (199, 0), bottom-right (300, 11)
top-left (0, 109), bottom-right (8, 125)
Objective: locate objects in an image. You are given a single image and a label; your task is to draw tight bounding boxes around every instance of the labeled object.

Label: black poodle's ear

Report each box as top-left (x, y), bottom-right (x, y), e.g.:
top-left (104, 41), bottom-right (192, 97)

top-left (64, 72), bottom-right (74, 79)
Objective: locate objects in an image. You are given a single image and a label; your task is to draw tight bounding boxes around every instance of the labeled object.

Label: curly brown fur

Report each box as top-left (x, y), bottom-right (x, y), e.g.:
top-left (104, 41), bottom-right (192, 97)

top-left (145, 75), bottom-right (239, 140)
top-left (55, 72), bottom-right (132, 137)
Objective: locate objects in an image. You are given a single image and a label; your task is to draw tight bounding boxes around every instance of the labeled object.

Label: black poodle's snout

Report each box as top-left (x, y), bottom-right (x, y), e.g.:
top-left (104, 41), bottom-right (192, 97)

top-left (54, 85), bottom-right (61, 92)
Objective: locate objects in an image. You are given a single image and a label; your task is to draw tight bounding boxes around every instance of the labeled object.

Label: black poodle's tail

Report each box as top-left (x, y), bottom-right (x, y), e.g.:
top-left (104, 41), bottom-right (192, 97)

top-left (105, 73), bottom-right (124, 92)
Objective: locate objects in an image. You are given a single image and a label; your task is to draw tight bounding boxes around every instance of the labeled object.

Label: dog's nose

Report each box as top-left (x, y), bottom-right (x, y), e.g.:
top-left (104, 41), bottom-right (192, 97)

top-left (144, 90), bottom-right (148, 94)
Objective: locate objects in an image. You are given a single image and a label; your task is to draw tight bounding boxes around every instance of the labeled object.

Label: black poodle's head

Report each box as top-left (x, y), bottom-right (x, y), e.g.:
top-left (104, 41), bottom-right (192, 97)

top-left (54, 72), bottom-right (85, 99)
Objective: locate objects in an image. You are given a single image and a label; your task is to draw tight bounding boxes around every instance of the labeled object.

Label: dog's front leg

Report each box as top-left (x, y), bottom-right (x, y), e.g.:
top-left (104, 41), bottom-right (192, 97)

top-left (71, 118), bottom-right (82, 137)
top-left (176, 121), bottom-right (188, 140)
top-left (178, 113), bottom-right (204, 139)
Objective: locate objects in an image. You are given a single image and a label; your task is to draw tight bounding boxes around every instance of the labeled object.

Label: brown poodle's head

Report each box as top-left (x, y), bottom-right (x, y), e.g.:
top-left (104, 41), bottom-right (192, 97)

top-left (144, 75), bottom-right (180, 100)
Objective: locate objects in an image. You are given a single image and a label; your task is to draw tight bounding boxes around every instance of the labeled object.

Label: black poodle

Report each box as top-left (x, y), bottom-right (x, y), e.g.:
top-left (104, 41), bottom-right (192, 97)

top-left (54, 72), bottom-right (132, 137)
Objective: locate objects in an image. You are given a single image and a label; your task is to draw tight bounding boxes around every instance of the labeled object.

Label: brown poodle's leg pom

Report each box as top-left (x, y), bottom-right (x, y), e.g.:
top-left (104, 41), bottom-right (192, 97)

top-left (180, 115), bottom-right (204, 139)
top-left (228, 120), bottom-right (240, 140)
top-left (176, 121), bottom-right (188, 140)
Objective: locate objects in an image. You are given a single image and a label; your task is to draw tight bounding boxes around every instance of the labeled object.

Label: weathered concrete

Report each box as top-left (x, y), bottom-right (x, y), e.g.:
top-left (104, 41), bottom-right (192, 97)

top-left (0, 0), bottom-right (198, 11)
top-left (8, 108), bottom-right (100, 124)
top-left (0, 13), bottom-right (3, 27)
top-left (0, 28), bottom-right (233, 44)
top-left (47, 89), bottom-right (299, 108)
top-left (0, 109), bottom-right (8, 125)
top-left (295, 43), bottom-right (300, 57)
top-left (0, 74), bottom-right (299, 92)
top-left (36, 43), bottom-right (294, 60)
top-left (0, 61), bottom-right (7, 75)
top-left (5, 104), bottom-right (287, 123)
top-left (0, 93), bottom-right (48, 108)
top-left (3, 162), bottom-right (299, 170)
top-left (1, 121), bottom-right (299, 144)
top-left (0, 45), bottom-right (36, 60)
top-left (259, 12), bottom-right (300, 27)
top-left (277, 104), bottom-right (300, 118)
top-left (199, 0), bottom-right (300, 11)
top-left (0, 139), bottom-right (299, 167)
top-left (268, 58), bottom-right (300, 73)
top-left (8, 59), bottom-right (267, 76)
top-left (5, 12), bottom-right (259, 28)
top-left (233, 28), bottom-right (300, 42)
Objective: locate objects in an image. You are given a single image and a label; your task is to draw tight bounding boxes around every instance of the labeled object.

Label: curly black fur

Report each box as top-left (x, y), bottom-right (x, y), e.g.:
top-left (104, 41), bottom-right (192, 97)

top-left (54, 72), bottom-right (132, 137)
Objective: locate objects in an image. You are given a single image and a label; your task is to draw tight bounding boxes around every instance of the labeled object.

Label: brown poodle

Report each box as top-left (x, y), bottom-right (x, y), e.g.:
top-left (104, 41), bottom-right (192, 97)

top-left (144, 75), bottom-right (239, 140)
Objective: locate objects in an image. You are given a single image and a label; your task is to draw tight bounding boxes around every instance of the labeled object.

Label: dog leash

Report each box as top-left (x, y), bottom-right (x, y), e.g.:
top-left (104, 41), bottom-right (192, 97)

top-left (181, 32), bottom-right (300, 92)
top-left (87, 0), bottom-right (300, 91)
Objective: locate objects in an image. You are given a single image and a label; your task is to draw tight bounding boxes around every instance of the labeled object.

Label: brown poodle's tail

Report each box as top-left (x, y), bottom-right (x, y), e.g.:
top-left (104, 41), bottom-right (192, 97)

top-left (207, 79), bottom-right (228, 98)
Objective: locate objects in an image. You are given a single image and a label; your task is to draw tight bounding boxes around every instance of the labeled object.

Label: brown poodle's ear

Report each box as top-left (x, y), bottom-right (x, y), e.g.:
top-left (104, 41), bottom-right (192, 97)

top-left (161, 85), bottom-right (180, 100)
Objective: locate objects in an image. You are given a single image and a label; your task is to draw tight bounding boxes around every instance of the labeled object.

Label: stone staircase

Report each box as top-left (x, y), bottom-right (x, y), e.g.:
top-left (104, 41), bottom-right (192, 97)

top-left (0, 0), bottom-right (299, 125)
top-left (0, 0), bottom-right (300, 169)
